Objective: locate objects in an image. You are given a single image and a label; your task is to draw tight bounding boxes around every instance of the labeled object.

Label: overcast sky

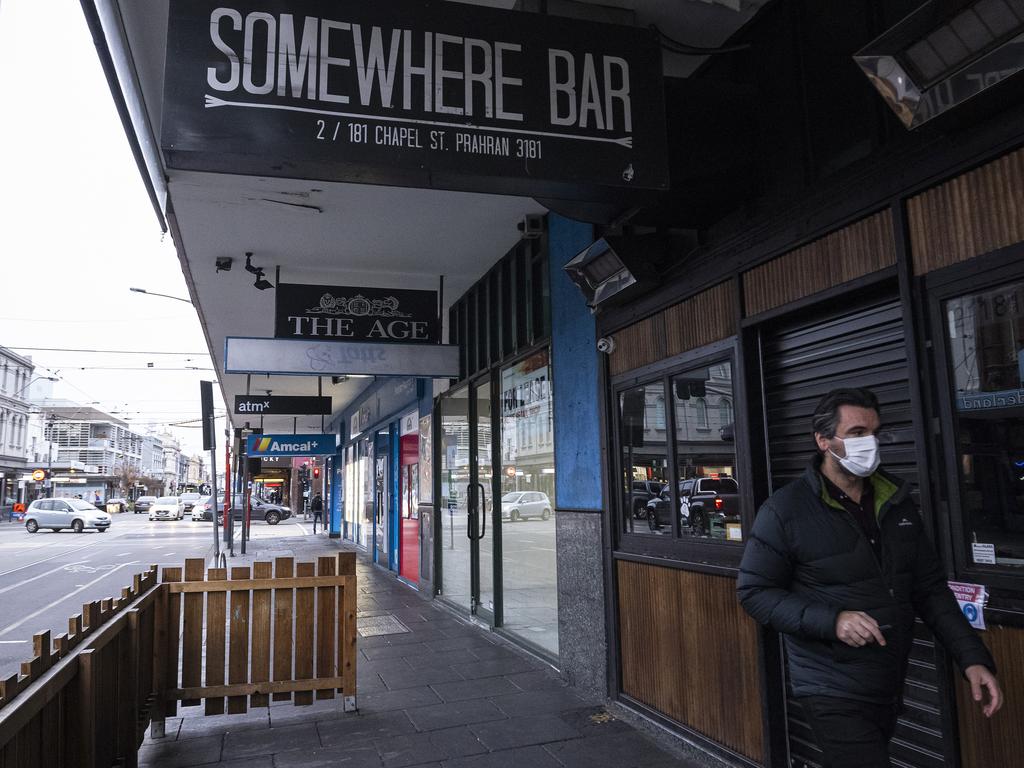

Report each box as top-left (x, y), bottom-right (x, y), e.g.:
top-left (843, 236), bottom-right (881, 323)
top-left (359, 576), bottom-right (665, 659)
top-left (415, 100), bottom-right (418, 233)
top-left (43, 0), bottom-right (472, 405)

top-left (0, 0), bottom-right (224, 455)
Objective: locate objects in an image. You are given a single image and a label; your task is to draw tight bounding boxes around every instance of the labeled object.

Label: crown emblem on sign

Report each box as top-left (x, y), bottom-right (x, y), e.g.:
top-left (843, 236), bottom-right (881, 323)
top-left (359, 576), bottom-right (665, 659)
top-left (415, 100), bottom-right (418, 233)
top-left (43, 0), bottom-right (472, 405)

top-left (307, 293), bottom-right (410, 318)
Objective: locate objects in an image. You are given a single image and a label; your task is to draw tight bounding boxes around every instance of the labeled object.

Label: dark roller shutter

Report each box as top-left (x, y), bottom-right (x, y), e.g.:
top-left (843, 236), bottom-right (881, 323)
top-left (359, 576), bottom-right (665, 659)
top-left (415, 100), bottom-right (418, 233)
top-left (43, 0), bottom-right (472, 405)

top-left (760, 293), bottom-right (950, 768)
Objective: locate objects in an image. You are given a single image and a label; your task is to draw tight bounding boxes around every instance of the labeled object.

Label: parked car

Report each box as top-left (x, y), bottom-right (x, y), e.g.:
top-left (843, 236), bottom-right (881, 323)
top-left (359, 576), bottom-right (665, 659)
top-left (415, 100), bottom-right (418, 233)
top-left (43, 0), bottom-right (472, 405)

top-left (500, 491), bottom-right (552, 521)
top-left (179, 492), bottom-right (203, 513)
top-left (105, 497), bottom-right (129, 514)
top-left (223, 496), bottom-right (292, 525)
top-left (628, 480), bottom-right (664, 518)
top-left (24, 498), bottom-right (111, 533)
top-left (134, 496), bottom-right (157, 514)
top-left (149, 496), bottom-right (185, 521)
top-left (646, 476), bottom-right (741, 536)
top-left (682, 476), bottom-right (740, 537)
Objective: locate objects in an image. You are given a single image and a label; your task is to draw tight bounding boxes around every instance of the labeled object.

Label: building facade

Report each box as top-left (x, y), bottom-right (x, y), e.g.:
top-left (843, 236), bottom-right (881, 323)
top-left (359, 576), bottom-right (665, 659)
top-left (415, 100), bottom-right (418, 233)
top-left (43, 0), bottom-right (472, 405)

top-left (0, 346), bottom-right (34, 507)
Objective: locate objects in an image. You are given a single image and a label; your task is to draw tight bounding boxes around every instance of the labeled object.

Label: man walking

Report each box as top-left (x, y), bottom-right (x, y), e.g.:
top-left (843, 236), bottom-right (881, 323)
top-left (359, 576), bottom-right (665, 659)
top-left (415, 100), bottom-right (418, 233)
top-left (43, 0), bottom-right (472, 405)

top-left (311, 492), bottom-right (324, 534)
top-left (737, 388), bottom-right (1002, 768)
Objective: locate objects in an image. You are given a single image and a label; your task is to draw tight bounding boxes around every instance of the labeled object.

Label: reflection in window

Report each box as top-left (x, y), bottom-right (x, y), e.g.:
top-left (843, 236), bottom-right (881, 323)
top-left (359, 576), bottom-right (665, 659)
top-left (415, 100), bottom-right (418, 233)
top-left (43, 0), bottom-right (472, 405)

top-left (945, 281), bottom-right (1024, 569)
top-left (500, 350), bottom-right (557, 655)
top-left (672, 363), bottom-right (740, 542)
top-left (619, 381), bottom-right (670, 536)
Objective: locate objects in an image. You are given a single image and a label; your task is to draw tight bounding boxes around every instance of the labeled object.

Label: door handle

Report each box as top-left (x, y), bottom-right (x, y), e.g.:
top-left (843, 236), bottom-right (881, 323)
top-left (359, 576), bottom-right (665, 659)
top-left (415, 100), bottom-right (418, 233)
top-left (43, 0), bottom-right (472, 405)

top-left (466, 483), bottom-right (474, 540)
top-left (476, 482), bottom-right (486, 540)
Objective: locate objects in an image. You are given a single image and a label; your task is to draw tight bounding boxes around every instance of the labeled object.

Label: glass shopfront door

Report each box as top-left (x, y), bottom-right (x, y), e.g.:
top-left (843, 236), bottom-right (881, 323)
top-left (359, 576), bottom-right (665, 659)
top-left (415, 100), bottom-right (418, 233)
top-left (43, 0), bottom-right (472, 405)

top-left (439, 381), bottom-right (495, 621)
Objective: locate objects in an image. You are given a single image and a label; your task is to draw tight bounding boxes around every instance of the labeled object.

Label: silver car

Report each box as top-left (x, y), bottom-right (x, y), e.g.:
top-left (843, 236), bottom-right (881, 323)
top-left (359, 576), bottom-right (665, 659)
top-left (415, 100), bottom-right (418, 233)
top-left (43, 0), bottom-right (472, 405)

top-left (24, 498), bottom-right (111, 533)
top-left (500, 491), bottom-right (552, 522)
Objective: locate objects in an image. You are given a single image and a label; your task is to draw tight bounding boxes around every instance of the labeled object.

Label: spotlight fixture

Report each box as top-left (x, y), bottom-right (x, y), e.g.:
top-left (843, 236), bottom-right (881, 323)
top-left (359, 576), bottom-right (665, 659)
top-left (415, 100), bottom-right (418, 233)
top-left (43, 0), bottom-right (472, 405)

top-left (244, 252), bottom-right (275, 290)
top-left (563, 234), bottom-right (668, 309)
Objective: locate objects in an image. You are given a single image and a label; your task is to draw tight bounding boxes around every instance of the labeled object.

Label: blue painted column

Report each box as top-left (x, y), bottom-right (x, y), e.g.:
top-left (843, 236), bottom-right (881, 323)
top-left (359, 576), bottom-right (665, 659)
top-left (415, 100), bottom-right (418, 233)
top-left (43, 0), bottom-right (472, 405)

top-left (329, 449), bottom-right (342, 538)
top-left (548, 213), bottom-right (608, 697)
top-left (548, 214), bottom-right (602, 511)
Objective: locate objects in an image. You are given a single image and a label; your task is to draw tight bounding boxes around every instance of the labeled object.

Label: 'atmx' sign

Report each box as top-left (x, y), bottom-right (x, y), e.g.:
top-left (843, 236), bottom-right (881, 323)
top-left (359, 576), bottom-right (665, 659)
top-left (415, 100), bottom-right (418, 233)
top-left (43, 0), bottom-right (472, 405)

top-left (247, 433), bottom-right (335, 456)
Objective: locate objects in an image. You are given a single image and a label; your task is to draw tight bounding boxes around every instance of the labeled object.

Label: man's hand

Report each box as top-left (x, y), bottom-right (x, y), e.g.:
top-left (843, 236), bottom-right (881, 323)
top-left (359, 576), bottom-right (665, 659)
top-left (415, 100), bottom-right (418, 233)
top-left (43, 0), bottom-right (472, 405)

top-left (835, 610), bottom-right (886, 647)
top-left (965, 664), bottom-right (1003, 718)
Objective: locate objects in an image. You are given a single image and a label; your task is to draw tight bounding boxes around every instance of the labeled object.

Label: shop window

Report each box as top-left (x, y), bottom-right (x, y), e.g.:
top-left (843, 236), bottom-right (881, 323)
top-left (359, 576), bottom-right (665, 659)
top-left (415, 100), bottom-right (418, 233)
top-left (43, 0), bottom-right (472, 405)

top-left (944, 279), bottom-right (1024, 570)
top-left (619, 381), bottom-right (670, 536)
top-left (672, 363), bottom-right (739, 542)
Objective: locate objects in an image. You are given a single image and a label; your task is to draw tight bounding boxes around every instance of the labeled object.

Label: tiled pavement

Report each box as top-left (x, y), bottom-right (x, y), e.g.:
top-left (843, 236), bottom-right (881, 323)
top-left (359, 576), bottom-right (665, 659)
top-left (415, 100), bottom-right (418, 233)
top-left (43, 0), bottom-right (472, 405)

top-left (139, 536), bottom-right (708, 768)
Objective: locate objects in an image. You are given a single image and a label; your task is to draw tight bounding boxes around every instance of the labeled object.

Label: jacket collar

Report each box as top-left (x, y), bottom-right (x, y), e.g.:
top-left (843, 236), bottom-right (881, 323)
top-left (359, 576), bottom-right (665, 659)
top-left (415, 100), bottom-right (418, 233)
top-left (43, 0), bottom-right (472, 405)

top-left (803, 454), bottom-right (910, 512)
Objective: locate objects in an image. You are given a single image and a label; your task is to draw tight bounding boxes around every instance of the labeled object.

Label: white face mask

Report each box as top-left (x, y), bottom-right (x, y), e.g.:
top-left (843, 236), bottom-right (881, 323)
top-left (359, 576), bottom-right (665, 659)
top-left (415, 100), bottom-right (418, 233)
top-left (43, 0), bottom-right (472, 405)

top-left (829, 435), bottom-right (880, 477)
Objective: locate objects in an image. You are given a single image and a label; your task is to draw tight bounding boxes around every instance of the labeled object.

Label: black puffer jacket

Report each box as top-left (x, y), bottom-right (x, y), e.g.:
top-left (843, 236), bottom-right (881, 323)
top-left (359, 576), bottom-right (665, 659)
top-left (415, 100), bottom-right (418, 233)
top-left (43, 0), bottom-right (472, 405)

top-left (737, 463), bottom-right (994, 702)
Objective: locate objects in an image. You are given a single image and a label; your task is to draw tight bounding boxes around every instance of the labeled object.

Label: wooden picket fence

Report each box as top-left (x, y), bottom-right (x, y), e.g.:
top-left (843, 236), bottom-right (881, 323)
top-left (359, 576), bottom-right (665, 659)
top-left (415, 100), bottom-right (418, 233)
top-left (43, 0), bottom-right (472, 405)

top-left (0, 566), bottom-right (161, 768)
top-left (154, 553), bottom-right (357, 731)
top-left (0, 553), bottom-right (358, 767)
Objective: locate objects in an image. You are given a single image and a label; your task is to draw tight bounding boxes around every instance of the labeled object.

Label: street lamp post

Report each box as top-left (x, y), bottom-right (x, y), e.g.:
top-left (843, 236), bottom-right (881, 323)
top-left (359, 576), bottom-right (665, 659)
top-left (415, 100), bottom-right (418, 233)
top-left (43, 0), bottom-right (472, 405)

top-left (129, 287), bottom-right (193, 305)
top-left (46, 417), bottom-right (54, 499)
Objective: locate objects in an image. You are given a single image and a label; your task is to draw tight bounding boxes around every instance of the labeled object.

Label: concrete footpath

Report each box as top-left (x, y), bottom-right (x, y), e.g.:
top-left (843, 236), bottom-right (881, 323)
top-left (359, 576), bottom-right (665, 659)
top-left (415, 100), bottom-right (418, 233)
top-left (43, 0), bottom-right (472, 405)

top-left (140, 533), bottom-right (710, 768)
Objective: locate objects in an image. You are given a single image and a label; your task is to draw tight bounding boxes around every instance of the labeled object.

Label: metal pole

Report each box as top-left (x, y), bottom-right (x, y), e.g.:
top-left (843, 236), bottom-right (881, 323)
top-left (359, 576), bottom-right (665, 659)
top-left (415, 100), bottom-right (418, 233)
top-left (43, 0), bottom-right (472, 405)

top-left (241, 451), bottom-right (249, 555)
top-left (209, 435), bottom-right (220, 562)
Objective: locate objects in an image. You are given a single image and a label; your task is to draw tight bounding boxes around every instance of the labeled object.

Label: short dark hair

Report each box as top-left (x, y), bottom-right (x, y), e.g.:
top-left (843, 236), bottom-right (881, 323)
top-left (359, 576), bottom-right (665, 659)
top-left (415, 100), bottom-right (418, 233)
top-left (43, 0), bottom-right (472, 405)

top-left (811, 388), bottom-right (880, 439)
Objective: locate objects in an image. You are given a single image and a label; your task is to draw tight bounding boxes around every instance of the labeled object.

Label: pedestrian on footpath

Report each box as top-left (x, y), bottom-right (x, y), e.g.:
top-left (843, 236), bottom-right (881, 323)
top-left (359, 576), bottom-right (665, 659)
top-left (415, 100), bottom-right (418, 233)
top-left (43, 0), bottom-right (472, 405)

top-left (311, 492), bottom-right (324, 534)
top-left (737, 387), bottom-right (1002, 768)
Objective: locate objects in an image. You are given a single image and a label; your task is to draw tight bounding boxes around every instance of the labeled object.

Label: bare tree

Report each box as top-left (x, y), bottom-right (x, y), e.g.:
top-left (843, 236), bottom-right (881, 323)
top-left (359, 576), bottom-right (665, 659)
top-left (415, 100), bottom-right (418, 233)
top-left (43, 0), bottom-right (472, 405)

top-left (114, 460), bottom-right (140, 498)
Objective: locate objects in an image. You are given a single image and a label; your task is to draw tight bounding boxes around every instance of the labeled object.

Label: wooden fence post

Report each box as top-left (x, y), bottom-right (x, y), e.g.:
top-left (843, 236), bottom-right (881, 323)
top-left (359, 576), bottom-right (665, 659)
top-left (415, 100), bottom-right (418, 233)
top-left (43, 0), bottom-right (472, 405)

top-left (337, 552), bottom-right (357, 712)
top-left (78, 648), bottom-right (97, 768)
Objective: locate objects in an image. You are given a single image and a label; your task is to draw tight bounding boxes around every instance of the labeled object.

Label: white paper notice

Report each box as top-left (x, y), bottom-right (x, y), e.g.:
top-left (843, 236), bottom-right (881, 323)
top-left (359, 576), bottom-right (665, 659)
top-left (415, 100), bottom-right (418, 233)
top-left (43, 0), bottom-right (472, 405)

top-left (971, 542), bottom-right (996, 565)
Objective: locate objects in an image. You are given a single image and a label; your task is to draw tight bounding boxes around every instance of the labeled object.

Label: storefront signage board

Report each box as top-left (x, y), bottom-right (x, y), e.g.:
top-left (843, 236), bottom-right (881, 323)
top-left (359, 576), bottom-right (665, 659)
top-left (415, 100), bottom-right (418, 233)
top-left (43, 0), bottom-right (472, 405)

top-left (225, 336), bottom-right (459, 377)
top-left (947, 581), bottom-right (987, 630)
top-left (275, 283), bottom-right (438, 343)
top-left (162, 0), bottom-right (668, 199)
top-left (956, 388), bottom-right (1024, 411)
top-left (234, 394), bottom-right (332, 415)
top-left (247, 433), bottom-right (336, 456)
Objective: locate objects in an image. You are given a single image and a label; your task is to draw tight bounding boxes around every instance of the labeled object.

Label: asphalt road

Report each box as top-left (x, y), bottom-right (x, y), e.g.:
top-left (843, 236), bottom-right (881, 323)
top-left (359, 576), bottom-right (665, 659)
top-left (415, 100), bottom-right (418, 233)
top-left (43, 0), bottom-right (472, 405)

top-left (0, 512), bottom-right (314, 679)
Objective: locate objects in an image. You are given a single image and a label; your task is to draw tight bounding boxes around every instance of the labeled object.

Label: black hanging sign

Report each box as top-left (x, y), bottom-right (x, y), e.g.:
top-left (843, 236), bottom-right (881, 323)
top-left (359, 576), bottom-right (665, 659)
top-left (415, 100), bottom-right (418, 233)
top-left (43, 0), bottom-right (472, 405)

top-left (162, 0), bottom-right (668, 200)
top-left (275, 282), bottom-right (438, 343)
top-left (233, 394), bottom-right (333, 415)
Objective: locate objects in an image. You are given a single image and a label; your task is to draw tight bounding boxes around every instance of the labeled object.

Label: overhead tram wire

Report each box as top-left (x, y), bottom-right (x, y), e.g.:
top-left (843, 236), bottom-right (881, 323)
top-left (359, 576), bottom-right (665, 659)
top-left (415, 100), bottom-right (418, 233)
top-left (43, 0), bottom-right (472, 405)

top-left (7, 346), bottom-right (210, 355)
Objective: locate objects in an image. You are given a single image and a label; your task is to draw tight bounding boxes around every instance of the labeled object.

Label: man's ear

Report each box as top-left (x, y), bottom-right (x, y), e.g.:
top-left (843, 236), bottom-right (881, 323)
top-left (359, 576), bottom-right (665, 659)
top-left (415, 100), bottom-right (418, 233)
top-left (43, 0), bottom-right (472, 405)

top-left (814, 432), bottom-right (831, 453)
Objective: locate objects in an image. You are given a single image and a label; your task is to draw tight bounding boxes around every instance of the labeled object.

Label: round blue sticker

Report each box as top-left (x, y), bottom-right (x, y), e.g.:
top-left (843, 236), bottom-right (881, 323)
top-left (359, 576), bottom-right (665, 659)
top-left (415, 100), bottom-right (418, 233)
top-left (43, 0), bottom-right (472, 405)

top-left (963, 603), bottom-right (978, 623)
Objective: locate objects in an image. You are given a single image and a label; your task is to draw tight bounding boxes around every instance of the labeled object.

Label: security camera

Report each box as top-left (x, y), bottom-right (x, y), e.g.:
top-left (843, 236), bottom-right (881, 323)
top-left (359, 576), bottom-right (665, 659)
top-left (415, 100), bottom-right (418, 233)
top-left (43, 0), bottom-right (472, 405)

top-left (517, 214), bottom-right (544, 239)
top-left (597, 336), bottom-right (616, 354)
top-left (215, 256), bottom-right (233, 272)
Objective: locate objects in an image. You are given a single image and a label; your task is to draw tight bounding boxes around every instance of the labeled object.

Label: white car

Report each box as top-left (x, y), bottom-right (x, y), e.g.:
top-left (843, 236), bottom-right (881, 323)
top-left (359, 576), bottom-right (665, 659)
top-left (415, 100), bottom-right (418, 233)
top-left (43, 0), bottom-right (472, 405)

top-left (500, 491), bottom-right (552, 522)
top-left (24, 498), bottom-right (111, 533)
top-left (149, 496), bottom-right (185, 521)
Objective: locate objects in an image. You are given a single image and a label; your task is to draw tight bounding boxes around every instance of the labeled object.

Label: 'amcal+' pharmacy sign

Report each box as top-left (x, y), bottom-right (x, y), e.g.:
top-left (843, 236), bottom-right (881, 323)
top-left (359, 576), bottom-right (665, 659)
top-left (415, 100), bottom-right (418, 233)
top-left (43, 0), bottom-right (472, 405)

top-left (246, 433), bottom-right (336, 456)
top-left (162, 0), bottom-right (668, 199)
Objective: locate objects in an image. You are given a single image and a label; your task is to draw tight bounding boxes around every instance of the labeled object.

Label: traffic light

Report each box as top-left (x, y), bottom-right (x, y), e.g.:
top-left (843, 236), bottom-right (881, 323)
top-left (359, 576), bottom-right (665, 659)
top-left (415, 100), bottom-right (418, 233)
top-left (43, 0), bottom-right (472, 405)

top-left (313, 466), bottom-right (320, 480)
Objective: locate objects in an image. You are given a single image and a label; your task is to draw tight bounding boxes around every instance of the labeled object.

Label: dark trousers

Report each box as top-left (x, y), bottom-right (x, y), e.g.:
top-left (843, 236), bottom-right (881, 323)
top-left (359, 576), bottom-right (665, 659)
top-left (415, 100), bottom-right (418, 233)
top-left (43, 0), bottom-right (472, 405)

top-left (797, 695), bottom-right (900, 768)
top-left (312, 510), bottom-right (323, 533)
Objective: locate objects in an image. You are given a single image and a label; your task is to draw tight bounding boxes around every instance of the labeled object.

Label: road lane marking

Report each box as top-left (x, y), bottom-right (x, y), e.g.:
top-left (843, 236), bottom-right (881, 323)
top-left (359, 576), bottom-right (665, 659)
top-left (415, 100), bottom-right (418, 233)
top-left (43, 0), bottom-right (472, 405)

top-left (0, 640), bottom-right (26, 644)
top-left (0, 541), bottom-right (96, 578)
top-left (0, 561), bottom-right (138, 638)
top-left (0, 560), bottom-right (90, 596)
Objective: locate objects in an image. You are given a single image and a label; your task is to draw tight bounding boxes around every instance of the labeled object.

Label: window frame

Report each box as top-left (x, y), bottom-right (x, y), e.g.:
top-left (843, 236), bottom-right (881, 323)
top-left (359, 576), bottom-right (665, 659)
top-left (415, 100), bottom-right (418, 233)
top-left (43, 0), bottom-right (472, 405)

top-left (610, 339), bottom-right (747, 568)
top-left (926, 243), bottom-right (1024, 592)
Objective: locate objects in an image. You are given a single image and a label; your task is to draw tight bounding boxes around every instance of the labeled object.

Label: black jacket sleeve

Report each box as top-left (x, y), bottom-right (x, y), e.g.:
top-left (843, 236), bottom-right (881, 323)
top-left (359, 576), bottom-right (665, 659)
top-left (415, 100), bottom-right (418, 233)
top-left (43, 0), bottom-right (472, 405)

top-left (910, 516), bottom-right (996, 675)
top-left (737, 502), bottom-right (839, 641)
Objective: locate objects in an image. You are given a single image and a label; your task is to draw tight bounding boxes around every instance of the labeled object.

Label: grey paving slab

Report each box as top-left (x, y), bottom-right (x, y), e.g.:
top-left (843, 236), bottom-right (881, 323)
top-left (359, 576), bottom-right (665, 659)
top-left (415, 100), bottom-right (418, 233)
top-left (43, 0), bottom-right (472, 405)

top-left (268, 699), bottom-right (353, 728)
top-left (273, 744), bottom-right (383, 768)
top-left (542, 731), bottom-right (693, 768)
top-left (318, 710), bottom-right (418, 749)
top-left (139, 734), bottom-right (223, 767)
top-left (488, 689), bottom-right (589, 718)
top-left (379, 665), bottom-right (465, 691)
top-left (177, 709), bottom-right (271, 740)
top-left (555, 707), bottom-right (636, 739)
top-left (441, 745), bottom-right (563, 768)
top-left (362, 642), bottom-right (433, 661)
top-left (468, 715), bottom-right (581, 751)
top-left (424, 636), bottom-right (500, 653)
top-left (404, 698), bottom-right (507, 732)
top-left (375, 726), bottom-right (488, 768)
top-left (359, 686), bottom-right (444, 713)
top-left (463, 645), bottom-right (521, 662)
top-left (455, 657), bottom-right (537, 679)
top-left (180, 758), bottom-right (273, 768)
top-left (429, 676), bottom-right (520, 703)
top-left (506, 671), bottom-right (568, 692)
top-left (222, 722), bottom-right (319, 759)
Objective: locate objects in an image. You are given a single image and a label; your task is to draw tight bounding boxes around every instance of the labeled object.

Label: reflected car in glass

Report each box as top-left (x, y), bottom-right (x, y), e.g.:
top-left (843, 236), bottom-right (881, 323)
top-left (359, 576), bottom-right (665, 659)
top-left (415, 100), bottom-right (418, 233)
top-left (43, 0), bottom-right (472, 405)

top-left (646, 476), bottom-right (740, 537)
top-left (179, 492), bottom-right (203, 513)
top-left (500, 491), bottom-right (552, 522)
top-left (24, 498), bottom-right (111, 533)
top-left (149, 496), bottom-right (185, 521)
top-left (191, 494), bottom-right (225, 521)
